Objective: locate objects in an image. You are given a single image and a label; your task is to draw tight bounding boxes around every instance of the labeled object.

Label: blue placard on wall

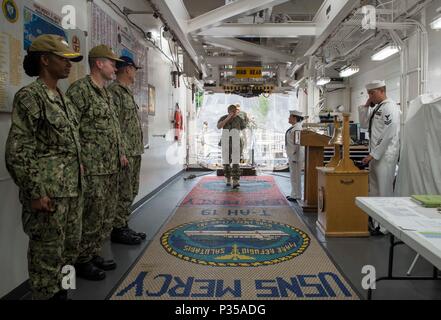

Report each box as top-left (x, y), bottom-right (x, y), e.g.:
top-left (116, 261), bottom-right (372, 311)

top-left (23, 6), bottom-right (66, 50)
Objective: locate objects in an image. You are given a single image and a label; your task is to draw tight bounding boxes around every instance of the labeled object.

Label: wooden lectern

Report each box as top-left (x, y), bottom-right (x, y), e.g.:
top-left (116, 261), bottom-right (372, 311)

top-left (316, 114), bottom-right (369, 237)
top-left (299, 130), bottom-right (331, 212)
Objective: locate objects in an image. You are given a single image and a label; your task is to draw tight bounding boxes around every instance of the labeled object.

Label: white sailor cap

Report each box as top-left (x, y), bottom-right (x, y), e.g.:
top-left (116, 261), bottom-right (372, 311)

top-left (290, 110), bottom-right (304, 117)
top-left (366, 80), bottom-right (386, 91)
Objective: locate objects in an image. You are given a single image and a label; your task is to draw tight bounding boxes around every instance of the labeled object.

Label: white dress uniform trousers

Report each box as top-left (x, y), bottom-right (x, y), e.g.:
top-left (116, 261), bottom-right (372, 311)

top-left (285, 122), bottom-right (304, 199)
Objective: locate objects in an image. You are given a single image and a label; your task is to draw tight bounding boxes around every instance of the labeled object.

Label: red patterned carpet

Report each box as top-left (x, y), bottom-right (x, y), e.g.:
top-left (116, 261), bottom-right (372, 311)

top-left (180, 176), bottom-right (289, 207)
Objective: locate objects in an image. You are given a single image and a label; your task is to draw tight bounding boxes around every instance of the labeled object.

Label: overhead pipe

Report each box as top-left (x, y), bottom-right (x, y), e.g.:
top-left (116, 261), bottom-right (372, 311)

top-left (323, 32), bottom-right (376, 69)
top-left (389, 29), bottom-right (408, 125)
top-left (320, 0), bottom-right (431, 66)
top-left (406, 19), bottom-right (429, 94)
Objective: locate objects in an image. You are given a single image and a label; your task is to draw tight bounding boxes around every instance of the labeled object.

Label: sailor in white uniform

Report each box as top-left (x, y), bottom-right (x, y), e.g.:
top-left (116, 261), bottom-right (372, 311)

top-left (285, 110), bottom-right (305, 202)
top-left (359, 80), bottom-right (401, 234)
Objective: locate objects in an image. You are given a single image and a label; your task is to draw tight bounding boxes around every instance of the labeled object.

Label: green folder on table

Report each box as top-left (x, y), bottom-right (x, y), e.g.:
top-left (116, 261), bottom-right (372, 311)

top-left (411, 195), bottom-right (441, 208)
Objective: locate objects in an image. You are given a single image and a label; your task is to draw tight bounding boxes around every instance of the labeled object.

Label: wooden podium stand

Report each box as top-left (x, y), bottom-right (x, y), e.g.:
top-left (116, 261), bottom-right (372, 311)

top-left (316, 114), bottom-right (369, 237)
top-left (299, 130), bottom-right (331, 212)
top-left (316, 167), bottom-right (369, 237)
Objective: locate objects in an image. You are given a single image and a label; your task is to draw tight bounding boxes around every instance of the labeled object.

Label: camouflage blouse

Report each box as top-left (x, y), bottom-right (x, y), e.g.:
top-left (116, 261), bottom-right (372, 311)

top-left (67, 75), bottom-right (125, 176)
top-left (5, 79), bottom-right (82, 200)
top-left (108, 82), bottom-right (144, 157)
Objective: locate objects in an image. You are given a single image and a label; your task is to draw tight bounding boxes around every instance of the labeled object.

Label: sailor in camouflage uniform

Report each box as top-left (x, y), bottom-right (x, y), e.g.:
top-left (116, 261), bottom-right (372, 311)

top-left (5, 34), bottom-right (84, 300)
top-left (217, 104), bottom-right (247, 188)
top-left (108, 56), bottom-right (146, 245)
top-left (66, 45), bottom-right (127, 281)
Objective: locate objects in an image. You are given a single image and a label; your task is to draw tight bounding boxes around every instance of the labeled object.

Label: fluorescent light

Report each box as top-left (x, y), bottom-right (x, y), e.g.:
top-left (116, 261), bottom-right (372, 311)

top-left (150, 31), bottom-right (160, 39)
top-left (371, 45), bottom-right (400, 61)
top-left (431, 15), bottom-right (441, 29)
top-left (316, 77), bottom-right (331, 86)
top-left (339, 65), bottom-right (359, 77)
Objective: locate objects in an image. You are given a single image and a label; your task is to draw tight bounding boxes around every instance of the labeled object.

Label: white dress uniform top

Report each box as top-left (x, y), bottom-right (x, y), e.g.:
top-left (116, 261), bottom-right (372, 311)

top-left (358, 81), bottom-right (401, 197)
top-left (286, 111), bottom-right (304, 199)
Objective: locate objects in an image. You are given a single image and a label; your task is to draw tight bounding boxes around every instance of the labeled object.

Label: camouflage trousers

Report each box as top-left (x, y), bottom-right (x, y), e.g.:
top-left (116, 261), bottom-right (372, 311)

top-left (77, 174), bottom-right (118, 263)
top-left (114, 156), bottom-right (141, 228)
top-left (22, 196), bottom-right (83, 300)
top-left (224, 164), bottom-right (241, 181)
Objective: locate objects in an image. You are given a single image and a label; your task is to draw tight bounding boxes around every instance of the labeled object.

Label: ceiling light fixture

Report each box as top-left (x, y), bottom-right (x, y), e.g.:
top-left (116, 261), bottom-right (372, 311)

top-left (150, 31), bottom-right (160, 39)
top-left (316, 77), bottom-right (331, 86)
top-left (339, 65), bottom-right (359, 78)
top-left (371, 45), bottom-right (400, 61)
top-left (431, 7), bottom-right (441, 29)
top-left (430, 14), bottom-right (441, 30)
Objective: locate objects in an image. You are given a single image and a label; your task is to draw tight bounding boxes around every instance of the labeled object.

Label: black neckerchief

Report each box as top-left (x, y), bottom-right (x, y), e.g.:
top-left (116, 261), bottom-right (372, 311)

top-left (368, 101), bottom-right (386, 139)
top-left (285, 126), bottom-right (294, 146)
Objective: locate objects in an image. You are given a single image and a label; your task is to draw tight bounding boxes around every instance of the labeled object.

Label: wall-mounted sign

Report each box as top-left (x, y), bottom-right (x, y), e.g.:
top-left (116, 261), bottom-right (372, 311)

top-left (72, 35), bottom-right (81, 53)
top-left (235, 66), bottom-right (262, 79)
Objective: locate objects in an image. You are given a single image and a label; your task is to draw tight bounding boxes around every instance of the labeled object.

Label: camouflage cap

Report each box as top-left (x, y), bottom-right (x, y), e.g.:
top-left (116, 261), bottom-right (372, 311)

top-left (89, 45), bottom-right (124, 62)
top-left (29, 34), bottom-right (83, 62)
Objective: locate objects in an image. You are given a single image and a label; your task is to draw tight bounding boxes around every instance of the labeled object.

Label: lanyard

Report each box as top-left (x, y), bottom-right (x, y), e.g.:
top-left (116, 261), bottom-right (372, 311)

top-left (285, 126), bottom-right (294, 146)
top-left (368, 101), bottom-right (386, 139)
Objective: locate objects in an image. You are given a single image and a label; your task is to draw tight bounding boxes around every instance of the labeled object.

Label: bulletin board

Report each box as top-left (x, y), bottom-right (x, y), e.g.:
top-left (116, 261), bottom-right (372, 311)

top-left (0, 0), bottom-right (87, 113)
top-left (0, 0), bottom-right (152, 181)
top-left (90, 2), bottom-right (149, 147)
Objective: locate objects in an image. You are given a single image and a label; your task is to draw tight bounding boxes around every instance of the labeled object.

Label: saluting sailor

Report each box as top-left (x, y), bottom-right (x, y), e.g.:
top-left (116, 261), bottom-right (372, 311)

top-left (359, 80), bottom-right (401, 235)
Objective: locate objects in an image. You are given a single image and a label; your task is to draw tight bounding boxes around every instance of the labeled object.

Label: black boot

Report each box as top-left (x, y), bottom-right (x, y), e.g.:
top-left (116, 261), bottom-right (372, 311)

top-left (74, 261), bottom-right (106, 281)
top-left (111, 227), bottom-right (142, 245)
top-left (91, 256), bottom-right (117, 271)
top-left (135, 231), bottom-right (147, 240)
top-left (127, 226), bottom-right (147, 240)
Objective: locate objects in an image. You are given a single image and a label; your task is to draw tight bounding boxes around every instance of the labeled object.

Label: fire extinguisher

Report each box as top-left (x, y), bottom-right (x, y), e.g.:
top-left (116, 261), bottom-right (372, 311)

top-left (173, 103), bottom-right (183, 141)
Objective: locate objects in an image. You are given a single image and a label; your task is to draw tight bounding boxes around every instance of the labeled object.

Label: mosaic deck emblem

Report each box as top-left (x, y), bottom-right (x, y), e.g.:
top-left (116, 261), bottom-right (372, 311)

top-left (161, 218), bottom-right (310, 267)
top-left (181, 176), bottom-right (288, 207)
top-left (112, 177), bottom-right (359, 300)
